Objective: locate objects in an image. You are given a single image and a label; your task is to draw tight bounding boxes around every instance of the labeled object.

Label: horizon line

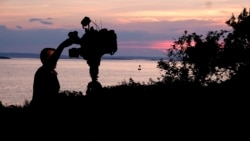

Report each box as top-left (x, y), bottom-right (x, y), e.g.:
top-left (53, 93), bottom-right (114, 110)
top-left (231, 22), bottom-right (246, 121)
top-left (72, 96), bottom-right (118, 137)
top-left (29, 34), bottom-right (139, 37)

top-left (0, 52), bottom-right (168, 60)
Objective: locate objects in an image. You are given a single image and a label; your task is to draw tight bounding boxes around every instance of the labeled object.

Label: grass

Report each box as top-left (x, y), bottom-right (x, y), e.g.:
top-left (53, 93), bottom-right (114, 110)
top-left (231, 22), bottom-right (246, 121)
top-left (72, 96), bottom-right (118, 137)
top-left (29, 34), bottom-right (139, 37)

top-left (0, 79), bottom-right (247, 140)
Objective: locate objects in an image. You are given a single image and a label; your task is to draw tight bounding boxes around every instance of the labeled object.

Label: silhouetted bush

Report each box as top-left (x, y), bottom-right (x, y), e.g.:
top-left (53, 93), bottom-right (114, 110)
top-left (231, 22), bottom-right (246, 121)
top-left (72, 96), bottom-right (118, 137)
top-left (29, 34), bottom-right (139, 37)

top-left (158, 8), bottom-right (250, 87)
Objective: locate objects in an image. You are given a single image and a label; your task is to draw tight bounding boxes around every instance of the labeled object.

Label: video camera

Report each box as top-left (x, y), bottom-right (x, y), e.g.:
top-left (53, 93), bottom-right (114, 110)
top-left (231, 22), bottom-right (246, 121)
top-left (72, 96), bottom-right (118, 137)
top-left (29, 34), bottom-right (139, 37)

top-left (68, 17), bottom-right (117, 60)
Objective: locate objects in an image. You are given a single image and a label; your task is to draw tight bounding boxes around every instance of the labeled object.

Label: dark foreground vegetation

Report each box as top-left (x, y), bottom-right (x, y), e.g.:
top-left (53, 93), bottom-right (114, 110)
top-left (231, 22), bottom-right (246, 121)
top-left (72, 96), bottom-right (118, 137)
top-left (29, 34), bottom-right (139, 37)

top-left (1, 8), bottom-right (249, 140)
top-left (0, 75), bottom-right (248, 140)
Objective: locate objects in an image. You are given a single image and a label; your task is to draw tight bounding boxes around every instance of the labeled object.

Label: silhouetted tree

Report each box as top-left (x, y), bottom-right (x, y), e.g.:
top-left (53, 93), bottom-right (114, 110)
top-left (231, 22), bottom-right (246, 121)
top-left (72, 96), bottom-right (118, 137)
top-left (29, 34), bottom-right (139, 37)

top-left (158, 30), bottom-right (228, 86)
top-left (158, 8), bottom-right (250, 86)
top-left (224, 8), bottom-right (250, 67)
top-left (223, 8), bottom-right (250, 87)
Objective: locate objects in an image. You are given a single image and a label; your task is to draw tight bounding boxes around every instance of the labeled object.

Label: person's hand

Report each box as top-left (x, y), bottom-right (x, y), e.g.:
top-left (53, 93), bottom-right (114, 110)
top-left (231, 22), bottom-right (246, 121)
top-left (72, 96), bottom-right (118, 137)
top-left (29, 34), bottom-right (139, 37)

top-left (59, 38), bottom-right (74, 48)
top-left (68, 31), bottom-right (80, 44)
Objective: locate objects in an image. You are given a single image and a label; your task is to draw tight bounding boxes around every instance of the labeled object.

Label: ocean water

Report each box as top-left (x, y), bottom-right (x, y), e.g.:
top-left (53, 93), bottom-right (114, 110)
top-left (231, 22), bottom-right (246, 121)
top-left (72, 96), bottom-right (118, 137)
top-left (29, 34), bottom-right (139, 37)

top-left (0, 58), bottom-right (162, 105)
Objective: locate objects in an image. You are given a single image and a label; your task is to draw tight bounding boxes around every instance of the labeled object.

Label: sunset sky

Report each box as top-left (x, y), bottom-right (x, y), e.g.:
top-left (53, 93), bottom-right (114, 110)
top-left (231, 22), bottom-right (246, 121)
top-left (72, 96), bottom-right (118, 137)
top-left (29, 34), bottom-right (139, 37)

top-left (0, 0), bottom-right (249, 57)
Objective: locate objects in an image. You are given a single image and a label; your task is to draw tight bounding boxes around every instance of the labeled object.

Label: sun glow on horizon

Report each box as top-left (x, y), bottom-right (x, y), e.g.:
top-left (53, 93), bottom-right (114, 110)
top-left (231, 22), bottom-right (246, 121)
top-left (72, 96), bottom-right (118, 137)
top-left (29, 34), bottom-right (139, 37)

top-left (149, 40), bottom-right (173, 52)
top-left (118, 40), bottom-right (173, 50)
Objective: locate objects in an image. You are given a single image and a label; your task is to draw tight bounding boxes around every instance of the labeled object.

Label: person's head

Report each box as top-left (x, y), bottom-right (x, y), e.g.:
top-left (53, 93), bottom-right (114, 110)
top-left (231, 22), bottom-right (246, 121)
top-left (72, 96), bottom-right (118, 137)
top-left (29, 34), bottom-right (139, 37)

top-left (40, 48), bottom-right (56, 66)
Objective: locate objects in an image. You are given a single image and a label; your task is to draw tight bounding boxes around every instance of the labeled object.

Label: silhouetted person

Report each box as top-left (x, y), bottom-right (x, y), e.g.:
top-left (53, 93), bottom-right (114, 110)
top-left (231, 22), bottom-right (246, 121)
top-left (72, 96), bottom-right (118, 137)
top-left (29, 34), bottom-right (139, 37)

top-left (30, 38), bottom-right (73, 107)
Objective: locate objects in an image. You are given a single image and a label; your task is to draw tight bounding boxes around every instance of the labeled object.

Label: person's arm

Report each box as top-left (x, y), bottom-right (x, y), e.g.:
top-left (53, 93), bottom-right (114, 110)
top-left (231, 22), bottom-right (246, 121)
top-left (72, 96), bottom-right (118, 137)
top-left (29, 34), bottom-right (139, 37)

top-left (49, 38), bottom-right (73, 68)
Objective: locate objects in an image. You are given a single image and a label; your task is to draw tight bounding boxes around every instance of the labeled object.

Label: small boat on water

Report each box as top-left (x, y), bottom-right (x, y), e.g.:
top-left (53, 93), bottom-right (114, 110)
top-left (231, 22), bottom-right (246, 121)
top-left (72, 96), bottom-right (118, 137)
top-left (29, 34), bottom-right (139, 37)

top-left (138, 65), bottom-right (141, 70)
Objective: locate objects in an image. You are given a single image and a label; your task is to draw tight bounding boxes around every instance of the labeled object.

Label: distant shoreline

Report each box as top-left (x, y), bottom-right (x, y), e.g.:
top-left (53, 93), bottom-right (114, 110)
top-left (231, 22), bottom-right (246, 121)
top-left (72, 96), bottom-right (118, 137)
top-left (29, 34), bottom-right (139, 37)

top-left (0, 53), bottom-right (166, 61)
top-left (0, 56), bottom-right (10, 59)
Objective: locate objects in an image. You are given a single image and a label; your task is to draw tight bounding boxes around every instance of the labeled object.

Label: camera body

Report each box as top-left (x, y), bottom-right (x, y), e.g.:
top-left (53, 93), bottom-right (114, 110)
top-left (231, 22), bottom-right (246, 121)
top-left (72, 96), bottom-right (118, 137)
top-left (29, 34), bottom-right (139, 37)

top-left (68, 48), bottom-right (81, 58)
top-left (68, 29), bottom-right (117, 59)
top-left (68, 17), bottom-right (117, 59)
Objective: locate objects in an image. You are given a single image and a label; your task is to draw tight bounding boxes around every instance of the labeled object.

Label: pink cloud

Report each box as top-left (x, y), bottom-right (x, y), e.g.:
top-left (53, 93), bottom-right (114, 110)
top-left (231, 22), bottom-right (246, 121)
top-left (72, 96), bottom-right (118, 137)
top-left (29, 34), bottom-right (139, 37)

top-left (149, 40), bottom-right (173, 50)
